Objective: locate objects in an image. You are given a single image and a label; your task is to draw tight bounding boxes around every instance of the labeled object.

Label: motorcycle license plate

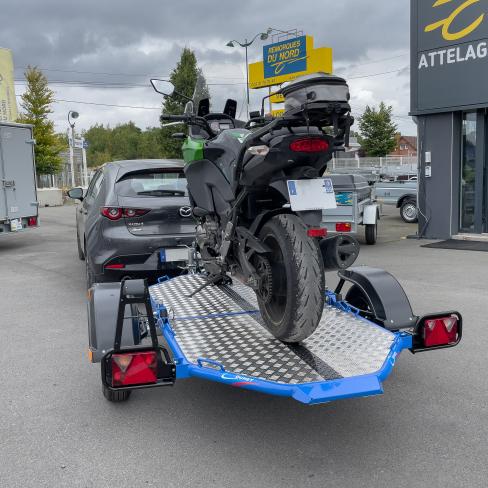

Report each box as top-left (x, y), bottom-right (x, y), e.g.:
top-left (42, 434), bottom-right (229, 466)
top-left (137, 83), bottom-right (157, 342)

top-left (287, 179), bottom-right (337, 211)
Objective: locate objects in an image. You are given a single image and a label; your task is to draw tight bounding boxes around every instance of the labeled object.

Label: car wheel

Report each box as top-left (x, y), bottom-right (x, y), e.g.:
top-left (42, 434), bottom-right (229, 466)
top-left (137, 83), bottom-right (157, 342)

top-left (400, 199), bottom-right (418, 223)
top-left (77, 230), bottom-right (85, 261)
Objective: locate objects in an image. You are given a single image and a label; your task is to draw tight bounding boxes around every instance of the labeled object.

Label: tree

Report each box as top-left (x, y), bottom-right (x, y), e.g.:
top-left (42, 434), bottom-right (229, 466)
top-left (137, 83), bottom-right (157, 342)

top-left (17, 66), bottom-right (64, 175)
top-left (160, 48), bottom-right (209, 159)
top-left (83, 123), bottom-right (164, 167)
top-left (357, 103), bottom-right (398, 157)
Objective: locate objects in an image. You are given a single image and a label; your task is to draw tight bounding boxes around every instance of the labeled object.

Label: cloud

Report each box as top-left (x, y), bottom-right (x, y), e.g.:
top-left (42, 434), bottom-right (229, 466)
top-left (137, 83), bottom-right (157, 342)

top-left (4, 0), bottom-right (415, 134)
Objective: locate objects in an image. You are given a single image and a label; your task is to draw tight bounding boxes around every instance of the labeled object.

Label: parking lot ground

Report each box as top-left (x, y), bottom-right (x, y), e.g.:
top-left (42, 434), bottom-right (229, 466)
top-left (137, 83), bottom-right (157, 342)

top-left (1, 204), bottom-right (487, 488)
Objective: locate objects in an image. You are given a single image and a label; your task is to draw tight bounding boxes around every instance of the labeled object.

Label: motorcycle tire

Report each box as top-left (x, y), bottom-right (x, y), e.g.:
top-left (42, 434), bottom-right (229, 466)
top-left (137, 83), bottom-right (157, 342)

top-left (257, 214), bottom-right (325, 343)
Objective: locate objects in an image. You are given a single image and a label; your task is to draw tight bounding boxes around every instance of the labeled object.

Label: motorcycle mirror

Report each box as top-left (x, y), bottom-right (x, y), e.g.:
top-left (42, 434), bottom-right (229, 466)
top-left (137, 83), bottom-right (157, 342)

top-left (184, 101), bottom-right (195, 115)
top-left (150, 79), bottom-right (175, 97)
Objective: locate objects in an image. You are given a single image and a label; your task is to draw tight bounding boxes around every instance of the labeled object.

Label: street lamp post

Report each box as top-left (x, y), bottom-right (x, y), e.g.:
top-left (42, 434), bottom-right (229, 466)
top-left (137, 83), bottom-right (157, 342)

top-left (226, 29), bottom-right (272, 117)
top-left (68, 110), bottom-right (79, 188)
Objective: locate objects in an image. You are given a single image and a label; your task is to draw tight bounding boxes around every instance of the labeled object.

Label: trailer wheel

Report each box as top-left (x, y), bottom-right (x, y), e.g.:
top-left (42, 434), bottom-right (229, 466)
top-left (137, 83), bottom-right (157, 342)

top-left (345, 285), bottom-right (373, 314)
top-left (102, 384), bottom-right (131, 402)
top-left (365, 223), bottom-right (377, 245)
top-left (400, 199), bottom-right (418, 223)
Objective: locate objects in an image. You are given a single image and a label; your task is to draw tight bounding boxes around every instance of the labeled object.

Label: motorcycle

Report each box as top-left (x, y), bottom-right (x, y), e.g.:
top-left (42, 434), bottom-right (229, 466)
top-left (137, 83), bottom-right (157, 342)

top-left (151, 72), bottom-right (358, 343)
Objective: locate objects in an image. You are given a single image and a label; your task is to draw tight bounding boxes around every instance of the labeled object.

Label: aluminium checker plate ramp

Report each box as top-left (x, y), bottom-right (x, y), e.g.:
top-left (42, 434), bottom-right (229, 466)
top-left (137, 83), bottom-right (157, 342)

top-left (149, 274), bottom-right (412, 404)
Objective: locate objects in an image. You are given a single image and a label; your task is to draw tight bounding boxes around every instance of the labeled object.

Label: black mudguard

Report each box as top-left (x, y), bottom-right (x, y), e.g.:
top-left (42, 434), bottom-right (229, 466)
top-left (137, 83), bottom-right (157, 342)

top-left (87, 282), bottom-right (141, 363)
top-left (337, 266), bottom-right (417, 330)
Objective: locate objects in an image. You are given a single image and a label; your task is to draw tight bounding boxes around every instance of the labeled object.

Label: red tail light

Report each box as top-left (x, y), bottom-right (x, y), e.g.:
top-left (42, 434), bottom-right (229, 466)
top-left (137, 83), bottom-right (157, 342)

top-left (423, 315), bottom-right (459, 347)
top-left (105, 264), bottom-right (125, 270)
top-left (307, 228), bottom-right (327, 238)
top-left (336, 222), bottom-right (352, 232)
top-left (111, 351), bottom-right (158, 387)
top-left (290, 138), bottom-right (329, 153)
top-left (28, 217), bottom-right (38, 226)
top-left (101, 207), bottom-right (150, 221)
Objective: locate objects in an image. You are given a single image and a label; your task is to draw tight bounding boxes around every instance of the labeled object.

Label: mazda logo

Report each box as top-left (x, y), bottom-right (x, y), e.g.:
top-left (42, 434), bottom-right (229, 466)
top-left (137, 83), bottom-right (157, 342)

top-left (179, 206), bottom-right (192, 218)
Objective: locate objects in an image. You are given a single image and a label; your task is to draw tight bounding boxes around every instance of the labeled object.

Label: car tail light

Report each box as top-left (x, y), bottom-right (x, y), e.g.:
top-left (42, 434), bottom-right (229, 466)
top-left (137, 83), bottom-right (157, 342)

top-left (307, 228), bottom-right (327, 238)
top-left (336, 222), bottom-right (352, 232)
top-left (111, 351), bottom-right (158, 387)
top-left (101, 207), bottom-right (150, 220)
top-left (105, 263), bottom-right (125, 270)
top-left (423, 315), bottom-right (459, 347)
top-left (28, 217), bottom-right (37, 226)
top-left (290, 138), bottom-right (329, 153)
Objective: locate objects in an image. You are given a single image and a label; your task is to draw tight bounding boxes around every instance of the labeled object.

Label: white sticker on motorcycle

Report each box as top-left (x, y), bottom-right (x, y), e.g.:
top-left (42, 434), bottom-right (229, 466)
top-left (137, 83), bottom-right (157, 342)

top-left (287, 179), bottom-right (337, 211)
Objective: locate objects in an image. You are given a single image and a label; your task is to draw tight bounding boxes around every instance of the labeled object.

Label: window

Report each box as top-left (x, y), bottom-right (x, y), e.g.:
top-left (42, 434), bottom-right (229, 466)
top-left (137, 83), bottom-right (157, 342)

top-left (116, 170), bottom-right (188, 197)
top-left (460, 112), bottom-right (477, 232)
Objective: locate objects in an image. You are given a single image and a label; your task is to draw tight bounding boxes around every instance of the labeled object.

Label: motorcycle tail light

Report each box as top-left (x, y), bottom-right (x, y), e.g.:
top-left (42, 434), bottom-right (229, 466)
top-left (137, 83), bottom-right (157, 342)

top-left (307, 228), bottom-right (327, 238)
top-left (290, 138), bottom-right (329, 153)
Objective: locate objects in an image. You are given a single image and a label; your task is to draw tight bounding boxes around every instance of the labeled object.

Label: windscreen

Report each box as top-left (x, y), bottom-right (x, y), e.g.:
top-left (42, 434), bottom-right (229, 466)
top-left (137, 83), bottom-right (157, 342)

top-left (192, 72), bottom-right (211, 113)
top-left (116, 171), bottom-right (188, 197)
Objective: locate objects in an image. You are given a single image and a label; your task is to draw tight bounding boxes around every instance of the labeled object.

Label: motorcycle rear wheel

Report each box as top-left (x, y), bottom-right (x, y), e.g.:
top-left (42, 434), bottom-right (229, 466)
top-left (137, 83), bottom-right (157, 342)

top-left (257, 214), bottom-right (325, 343)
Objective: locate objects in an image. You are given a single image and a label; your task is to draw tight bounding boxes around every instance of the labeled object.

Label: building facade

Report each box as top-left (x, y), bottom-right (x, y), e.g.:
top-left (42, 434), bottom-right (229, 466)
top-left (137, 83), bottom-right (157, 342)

top-left (411, 0), bottom-right (488, 238)
top-left (390, 135), bottom-right (417, 157)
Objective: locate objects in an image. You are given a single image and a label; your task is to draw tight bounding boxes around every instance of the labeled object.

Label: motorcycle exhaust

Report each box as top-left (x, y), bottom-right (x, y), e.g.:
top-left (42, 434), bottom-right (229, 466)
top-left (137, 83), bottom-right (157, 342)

top-left (320, 235), bottom-right (360, 271)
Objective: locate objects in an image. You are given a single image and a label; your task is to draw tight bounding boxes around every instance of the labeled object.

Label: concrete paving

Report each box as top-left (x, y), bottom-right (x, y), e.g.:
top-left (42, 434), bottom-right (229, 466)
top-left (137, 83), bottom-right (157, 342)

top-left (0, 205), bottom-right (487, 488)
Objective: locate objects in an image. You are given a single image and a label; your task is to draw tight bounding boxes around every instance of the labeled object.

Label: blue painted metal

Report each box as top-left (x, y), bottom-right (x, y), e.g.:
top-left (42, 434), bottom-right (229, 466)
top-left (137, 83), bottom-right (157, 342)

top-left (150, 292), bottom-right (413, 405)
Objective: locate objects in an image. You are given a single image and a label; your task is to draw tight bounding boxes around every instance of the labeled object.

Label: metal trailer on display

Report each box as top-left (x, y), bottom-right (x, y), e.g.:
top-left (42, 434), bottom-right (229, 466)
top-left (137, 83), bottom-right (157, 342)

top-left (87, 267), bottom-right (462, 405)
top-left (322, 174), bottom-right (379, 245)
top-left (0, 122), bottom-right (39, 235)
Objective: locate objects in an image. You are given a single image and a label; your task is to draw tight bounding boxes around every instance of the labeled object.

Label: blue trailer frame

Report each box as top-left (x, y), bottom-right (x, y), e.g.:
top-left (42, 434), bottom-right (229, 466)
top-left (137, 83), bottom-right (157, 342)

top-left (92, 271), bottom-right (462, 405)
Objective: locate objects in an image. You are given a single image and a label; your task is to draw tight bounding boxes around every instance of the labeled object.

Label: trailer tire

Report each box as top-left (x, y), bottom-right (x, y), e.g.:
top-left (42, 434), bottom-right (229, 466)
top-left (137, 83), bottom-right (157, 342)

top-left (365, 223), bottom-right (377, 245)
top-left (102, 384), bottom-right (131, 402)
top-left (257, 214), bottom-right (325, 343)
top-left (345, 285), bottom-right (373, 314)
top-left (77, 230), bottom-right (85, 261)
top-left (400, 199), bottom-right (418, 224)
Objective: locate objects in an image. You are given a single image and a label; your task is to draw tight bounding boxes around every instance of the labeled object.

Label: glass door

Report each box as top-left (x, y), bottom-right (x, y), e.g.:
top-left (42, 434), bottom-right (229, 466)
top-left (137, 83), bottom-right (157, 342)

top-left (460, 110), bottom-right (487, 234)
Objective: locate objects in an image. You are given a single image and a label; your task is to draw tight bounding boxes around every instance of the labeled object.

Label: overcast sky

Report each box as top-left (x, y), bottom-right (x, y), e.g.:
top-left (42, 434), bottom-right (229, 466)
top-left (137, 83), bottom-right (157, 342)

top-left (2, 0), bottom-right (415, 135)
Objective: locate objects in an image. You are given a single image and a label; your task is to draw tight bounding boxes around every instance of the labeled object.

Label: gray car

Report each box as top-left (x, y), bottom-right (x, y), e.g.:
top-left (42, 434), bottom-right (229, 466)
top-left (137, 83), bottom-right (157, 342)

top-left (68, 159), bottom-right (195, 286)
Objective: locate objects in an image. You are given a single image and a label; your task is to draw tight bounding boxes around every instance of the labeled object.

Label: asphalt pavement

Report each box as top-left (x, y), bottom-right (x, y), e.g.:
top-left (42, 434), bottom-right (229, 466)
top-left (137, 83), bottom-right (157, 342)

top-left (0, 204), bottom-right (487, 488)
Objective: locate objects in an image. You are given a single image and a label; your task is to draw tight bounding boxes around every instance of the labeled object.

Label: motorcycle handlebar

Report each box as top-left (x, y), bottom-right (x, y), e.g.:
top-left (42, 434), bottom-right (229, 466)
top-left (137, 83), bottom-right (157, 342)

top-left (160, 114), bottom-right (189, 122)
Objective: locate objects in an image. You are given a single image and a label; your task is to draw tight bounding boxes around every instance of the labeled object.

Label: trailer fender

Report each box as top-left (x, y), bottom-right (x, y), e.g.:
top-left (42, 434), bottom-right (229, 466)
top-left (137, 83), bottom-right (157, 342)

top-left (87, 282), bottom-right (141, 363)
top-left (337, 266), bottom-right (417, 330)
top-left (363, 204), bottom-right (379, 225)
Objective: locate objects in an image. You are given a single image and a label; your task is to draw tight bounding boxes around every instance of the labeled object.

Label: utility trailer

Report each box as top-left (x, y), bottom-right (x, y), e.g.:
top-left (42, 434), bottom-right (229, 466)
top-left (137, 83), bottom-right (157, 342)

top-left (87, 269), bottom-right (462, 405)
top-left (0, 122), bottom-right (39, 235)
top-left (322, 174), bottom-right (379, 245)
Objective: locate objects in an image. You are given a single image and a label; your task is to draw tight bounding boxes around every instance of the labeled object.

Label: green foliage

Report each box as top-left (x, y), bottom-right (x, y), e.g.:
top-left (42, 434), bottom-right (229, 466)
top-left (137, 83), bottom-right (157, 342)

top-left (160, 48), bottom-right (209, 159)
top-left (83, 123), bottom-right (164, 167)
top-left (17, 66), bottom-right (64, 175)
top-left (357, 103), bottom-right (398, 157)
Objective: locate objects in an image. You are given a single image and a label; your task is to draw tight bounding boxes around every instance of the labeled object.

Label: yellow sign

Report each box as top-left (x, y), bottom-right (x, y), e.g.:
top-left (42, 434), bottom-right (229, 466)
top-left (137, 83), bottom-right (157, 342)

top-left (249, 36), bottom-right (333, 89)
top-left (0, 48), bottom-right (17, 122)
top-left (425, 0), bottom-right (485, 41)
top-left (270, 93), bottom-right (285, 104)
top-left (271, 108), bottom-right (285, 117)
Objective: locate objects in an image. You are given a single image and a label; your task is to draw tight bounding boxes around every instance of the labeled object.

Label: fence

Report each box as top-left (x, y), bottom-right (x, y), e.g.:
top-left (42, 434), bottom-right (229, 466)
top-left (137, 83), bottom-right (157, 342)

top-left (329, 156), bottom-right (418, 181)
top-left (36, 149), bottom-right (88, 189)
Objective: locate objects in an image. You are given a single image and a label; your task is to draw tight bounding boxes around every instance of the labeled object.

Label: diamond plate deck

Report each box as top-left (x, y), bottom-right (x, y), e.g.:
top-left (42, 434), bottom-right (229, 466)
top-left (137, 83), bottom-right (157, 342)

top-left (150, 275), bottom-right (395, 385)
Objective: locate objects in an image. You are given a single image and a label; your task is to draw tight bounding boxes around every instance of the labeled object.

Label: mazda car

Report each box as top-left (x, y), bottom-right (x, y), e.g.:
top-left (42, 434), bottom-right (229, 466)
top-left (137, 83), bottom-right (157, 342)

top-left (68, 159), bottom-right (195, 286)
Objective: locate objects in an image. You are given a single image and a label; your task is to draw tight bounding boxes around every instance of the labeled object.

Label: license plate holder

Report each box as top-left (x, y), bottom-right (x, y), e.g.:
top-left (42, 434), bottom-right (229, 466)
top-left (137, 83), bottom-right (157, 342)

top-left (287, 178), bottom-right (337, 211)
top-left (159, 247), bottom-right (188, 263)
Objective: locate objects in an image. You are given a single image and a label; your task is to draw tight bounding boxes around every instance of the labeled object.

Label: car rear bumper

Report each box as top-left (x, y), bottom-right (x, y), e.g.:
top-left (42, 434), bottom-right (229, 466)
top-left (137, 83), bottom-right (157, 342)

top-left (87, 226), bottom-right (195, 280)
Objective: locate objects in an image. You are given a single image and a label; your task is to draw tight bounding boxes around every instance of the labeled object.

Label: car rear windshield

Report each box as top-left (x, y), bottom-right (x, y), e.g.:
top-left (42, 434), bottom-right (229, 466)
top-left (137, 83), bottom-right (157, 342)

top-left (116, 171), bottom-right (188, 197)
